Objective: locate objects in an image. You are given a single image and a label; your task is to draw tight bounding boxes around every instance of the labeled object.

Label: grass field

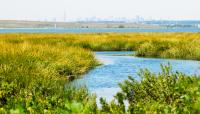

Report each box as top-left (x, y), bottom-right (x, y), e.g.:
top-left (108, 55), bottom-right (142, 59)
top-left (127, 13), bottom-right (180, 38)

top-left (1, 33), bottom-right (200, 113)
top-left (1, 33), bottom-right (200, 60)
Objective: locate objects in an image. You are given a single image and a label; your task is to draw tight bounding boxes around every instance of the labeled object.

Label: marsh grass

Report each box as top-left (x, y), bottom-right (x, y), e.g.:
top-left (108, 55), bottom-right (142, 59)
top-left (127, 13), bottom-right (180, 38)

top-left (1, 33), bottom-right (200, 60)
top-left (0, 40), bottom-right (98, 113)
top-left (1, 33), bottom-right (200, 113)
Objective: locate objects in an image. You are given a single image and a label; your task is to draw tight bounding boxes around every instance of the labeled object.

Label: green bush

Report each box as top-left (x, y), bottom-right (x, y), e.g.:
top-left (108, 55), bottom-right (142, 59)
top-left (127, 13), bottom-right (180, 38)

top-left (100, 64), bottom-right (200, 113)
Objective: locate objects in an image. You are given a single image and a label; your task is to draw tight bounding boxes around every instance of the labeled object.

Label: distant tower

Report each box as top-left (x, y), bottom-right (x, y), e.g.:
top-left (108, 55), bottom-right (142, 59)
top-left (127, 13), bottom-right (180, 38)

top-left (54, 18), bottom-right (57, 29)
top-left (54, 24), bottom-right (57, 29)
top-left (64, 11), bottom-right (66, 22)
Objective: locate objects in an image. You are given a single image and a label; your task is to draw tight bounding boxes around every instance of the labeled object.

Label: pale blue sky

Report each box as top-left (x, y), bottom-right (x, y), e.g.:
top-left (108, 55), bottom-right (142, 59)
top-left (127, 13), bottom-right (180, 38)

top-left (0, 0), bottom-right (200, 21)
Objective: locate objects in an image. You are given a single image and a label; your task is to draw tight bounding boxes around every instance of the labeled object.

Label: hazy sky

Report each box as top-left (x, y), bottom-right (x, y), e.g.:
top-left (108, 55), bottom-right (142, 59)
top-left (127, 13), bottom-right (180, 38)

top-left (0, 0), bottom-right (200, 21)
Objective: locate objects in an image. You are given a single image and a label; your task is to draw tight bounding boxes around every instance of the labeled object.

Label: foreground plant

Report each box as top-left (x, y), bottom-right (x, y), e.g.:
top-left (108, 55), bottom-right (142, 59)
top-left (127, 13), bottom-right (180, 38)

top-left (100, 64), bottom-right (200, 114)
top-left (0, 42), bottom-right (98, 113)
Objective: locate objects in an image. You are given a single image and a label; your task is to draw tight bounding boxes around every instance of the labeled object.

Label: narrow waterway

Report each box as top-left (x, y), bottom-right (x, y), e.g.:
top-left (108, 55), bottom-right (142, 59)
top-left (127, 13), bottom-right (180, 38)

top-left (1, 28), bottom-right (200, 33)
top-left (73, 51), bottom-right (200, 103)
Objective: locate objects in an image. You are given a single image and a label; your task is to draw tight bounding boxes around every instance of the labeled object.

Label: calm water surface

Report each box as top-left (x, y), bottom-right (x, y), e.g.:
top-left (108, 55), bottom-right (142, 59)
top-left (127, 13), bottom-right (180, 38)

top-left (73, 51), bottom-right (200, 103)
top-left (1, 28), bottom-right (200, 33)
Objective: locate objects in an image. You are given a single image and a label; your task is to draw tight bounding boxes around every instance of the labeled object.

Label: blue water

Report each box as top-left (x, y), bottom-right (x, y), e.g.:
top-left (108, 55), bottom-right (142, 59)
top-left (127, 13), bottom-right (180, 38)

top-left (73, 51), bottom-right (200, 102)
top-left (1, 28), bottom-right (200, 33)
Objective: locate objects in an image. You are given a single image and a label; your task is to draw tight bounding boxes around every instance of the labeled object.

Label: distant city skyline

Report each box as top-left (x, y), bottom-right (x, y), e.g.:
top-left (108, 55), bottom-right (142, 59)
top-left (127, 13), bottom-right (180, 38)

top-left (0, 0), bottom-right (200, 22)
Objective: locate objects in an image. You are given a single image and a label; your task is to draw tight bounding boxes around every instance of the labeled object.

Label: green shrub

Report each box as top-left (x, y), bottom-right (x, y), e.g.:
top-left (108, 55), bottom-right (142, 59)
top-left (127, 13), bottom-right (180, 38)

top-left (100, 64), bottom-right (200, 113)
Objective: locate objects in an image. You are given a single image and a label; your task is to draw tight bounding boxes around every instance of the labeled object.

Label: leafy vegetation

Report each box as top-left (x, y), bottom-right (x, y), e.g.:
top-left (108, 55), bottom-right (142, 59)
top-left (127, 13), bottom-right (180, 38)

top-left (100, 64), bottom-right (200, 113)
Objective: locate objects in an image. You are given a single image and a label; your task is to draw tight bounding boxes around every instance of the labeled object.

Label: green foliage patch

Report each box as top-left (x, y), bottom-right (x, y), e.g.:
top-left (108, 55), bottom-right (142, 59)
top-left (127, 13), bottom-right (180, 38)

top-left (100, 64), bottom-right (200, 113)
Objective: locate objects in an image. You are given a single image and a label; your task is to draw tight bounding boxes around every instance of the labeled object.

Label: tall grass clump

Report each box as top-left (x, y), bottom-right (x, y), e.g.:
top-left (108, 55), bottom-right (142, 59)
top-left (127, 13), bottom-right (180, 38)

top-left (100, 64), bottom-right (200, 113)
top-left (0, 41), bottom-right (98, 113)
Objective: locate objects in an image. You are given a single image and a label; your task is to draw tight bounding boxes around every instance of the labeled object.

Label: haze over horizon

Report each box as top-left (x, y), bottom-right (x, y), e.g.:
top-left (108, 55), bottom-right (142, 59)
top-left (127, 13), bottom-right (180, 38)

top-left (0, 0), bottom-right (200, 22)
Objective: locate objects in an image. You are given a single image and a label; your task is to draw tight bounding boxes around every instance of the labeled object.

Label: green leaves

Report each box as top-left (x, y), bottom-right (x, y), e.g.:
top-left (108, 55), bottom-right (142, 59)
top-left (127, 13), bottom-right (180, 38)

top-left (100, 64), bottom-right (200, 113)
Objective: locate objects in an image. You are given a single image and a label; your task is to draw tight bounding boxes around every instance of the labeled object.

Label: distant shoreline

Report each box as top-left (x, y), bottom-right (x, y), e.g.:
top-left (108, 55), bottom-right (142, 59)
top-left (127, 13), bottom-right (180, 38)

top-left (0, 20), bottom-right (162, 29)
top-left (1, 20), bottom-right (200, 29)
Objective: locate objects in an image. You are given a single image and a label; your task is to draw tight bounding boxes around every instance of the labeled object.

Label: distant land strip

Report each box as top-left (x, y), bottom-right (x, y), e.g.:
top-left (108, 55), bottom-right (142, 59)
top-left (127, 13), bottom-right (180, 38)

top-left (0, 20), bottom-right (162, 29)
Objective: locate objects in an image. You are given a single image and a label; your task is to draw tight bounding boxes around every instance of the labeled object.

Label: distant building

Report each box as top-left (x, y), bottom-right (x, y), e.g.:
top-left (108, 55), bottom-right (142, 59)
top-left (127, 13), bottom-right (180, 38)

top-left (195, 24), bottom-right (200, 28)
top-left (198, 24), bottom-right (200, 28)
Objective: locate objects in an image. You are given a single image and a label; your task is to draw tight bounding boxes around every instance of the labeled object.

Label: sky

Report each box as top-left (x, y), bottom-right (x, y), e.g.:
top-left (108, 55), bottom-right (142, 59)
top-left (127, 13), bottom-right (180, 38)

top-left (0, 0), bottom-right (200, 21)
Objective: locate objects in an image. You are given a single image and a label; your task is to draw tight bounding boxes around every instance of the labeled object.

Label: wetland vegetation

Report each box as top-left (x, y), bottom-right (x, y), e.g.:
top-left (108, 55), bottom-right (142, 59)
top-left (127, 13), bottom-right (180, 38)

top-left (1, 33), bottom-right (200, 113)
top-left (1, 32), bottom-right (200, 60)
